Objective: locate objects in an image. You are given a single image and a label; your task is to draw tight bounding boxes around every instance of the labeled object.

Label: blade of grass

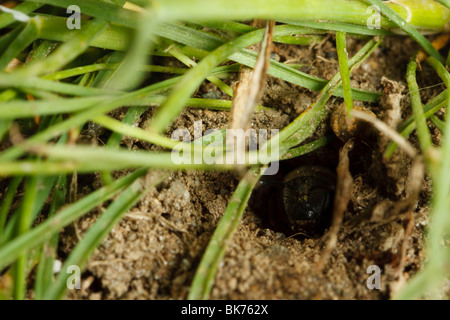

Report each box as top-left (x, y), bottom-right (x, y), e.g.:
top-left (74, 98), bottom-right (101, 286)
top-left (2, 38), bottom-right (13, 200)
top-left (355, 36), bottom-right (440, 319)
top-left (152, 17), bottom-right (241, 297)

top-left (0, 73), bottom-right (122, 97)
top-left (281, 135), bottom-right (334, 160)
top-left (280, 37), bottom-right (381, 146)
top-left (150, 0), bottom-right (449, 31)
top-left (43, 63), bottom-right (188, 81)
top-left (1, 175), bottom-right (59, 245)
top-left (426, 56), bottom-right (450, 87)
top-left (32, 16), bottom-right (379, 102)
top-left (434, 0), bottom-right (450, 9)
top-left (37, 15), bottom-right (130, 52)
top-left (0, 176), bottom-right (22, 239)
top-left (167, 45), bottom-right (233, 97)
top-left (0, 77), bottom-right (181, 162)
top-left (0, 17), bottom-right (41, 71)
top-left (0, 168), bottom-right (148, 271)
top-left (384, 89), bottom-right (447, 159)
top-left (395, 88), bottom-right (450, 300)
top-left (0, 2), bottom-right (42, 29)
top-left (0, 95), bottom-right (238, 118)
top-left (0, 144), bottom-right (233, 176)
top-left (11, 175), bottom-right (38, 300)
top-left (366, 0), bottom-right (444, 63)
top-left (406, 54), bottom-right (435, 171)
top-left (26, 40), bottom-right (59, 64)
top-left (149, 25), bottom-right (379, 133)
top-left (155, 22), bottom-right (380, 102)
top-left (280, 20), bottom-right (393, 36)
top-left (0, 26), bottom-right (23, 54)
top-left (24, 0), bottom-right (139, 28)
top-left (336, 31), bottom-right (353, 118)
top-left (23, 0), bottom-right (450, 32)
top-left (430, 114), bottom-right (446, 133)
top-left (34, 174), bottom-right (67, 300)
top-left (93, 114), bottom-right (191, 150)
top-left (99, 5), bottom-right (156, 91)
top-left (43, 171), bottom-right (167, 300)
top-left (188, 166), bottom-right (265, 299)
top-left (18, 18), bottom-right (109, 77)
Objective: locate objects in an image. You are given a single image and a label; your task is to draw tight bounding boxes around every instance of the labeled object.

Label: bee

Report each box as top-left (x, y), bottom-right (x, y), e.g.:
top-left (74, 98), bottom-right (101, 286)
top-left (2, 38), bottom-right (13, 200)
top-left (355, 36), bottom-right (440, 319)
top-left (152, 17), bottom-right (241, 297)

top-left (254, 165), bottom-right (336, 237)
top-left (280, 166), bottom-right (336, 237)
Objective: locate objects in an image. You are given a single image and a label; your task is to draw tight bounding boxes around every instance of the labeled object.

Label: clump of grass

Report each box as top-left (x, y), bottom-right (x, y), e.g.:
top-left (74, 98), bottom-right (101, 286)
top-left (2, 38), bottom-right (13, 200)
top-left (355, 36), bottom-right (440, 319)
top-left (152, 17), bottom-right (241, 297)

top-left (0, 0), bottom-right (448, 300)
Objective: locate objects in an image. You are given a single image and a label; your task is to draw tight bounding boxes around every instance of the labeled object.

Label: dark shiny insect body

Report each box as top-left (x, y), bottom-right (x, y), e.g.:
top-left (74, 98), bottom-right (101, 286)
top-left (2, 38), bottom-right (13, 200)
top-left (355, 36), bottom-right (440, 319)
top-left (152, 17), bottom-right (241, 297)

top-left (253, 165), bottom-right (336, 237)
top-left (280, 166), bottom-right (336, 236)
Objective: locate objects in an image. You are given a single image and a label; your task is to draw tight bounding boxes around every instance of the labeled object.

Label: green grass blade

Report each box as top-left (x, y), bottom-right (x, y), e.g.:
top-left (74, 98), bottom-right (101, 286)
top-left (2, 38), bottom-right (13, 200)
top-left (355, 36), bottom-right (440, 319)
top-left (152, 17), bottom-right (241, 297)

top-left (433, 0), bottom-right (450, 10)
top-left (336, 31), bottom-right (353, 118)
top-left (281, 135), bottom-right (334, 160)
top-left (384, 89), bottom-right (447, 159)
top-left (43, 171), bottom-right (166, 300)
top-left (0, 77), bottom-right (180, 162)
top-left (0, 169), bottom-right (148, 271)
top-left (0, 17), bottom-right (41, 71)
top-left (0, 2), bottom-right (43, 29)
top-left (34, 175), bottom-right (67, 300)
top-left (188, 166), bottom-right (266, 299)
top-left (406, 55), bottom-right (434, 166)
top-left (0, 176), bottom-right (22, 239)
top-left (366, 0), bottom-right (444, 63)
top-left (0, 73), bottom-right (121, 97)
top-left (12, 175), bottom-right (39, 300)
top-left (395, 88), bottom-right (450, 300)
top-left (19, 18), bottom-right (109, 77)
top-left (280, 20), bottom-right (393, 36)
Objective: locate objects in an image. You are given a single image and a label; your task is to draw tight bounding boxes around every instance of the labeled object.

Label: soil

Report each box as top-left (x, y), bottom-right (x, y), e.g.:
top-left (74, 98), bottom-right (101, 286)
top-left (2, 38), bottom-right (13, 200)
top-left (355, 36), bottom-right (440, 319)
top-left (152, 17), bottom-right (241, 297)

top-left (45, 35), bottom-right (449, 299)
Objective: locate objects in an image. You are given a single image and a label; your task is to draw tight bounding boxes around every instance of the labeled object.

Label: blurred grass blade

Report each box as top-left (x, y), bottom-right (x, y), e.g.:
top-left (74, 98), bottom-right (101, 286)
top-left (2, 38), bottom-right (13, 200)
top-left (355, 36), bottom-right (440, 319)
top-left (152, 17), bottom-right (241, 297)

top-left (336, 31), bottom-right (353, 118)
top-left (1, 175), bottom-right (58, 245)
top-left (0, 17), bottom-right (41, 71)
top-left (281, 136), bottom-right (334, 160)
top-left (156, 23), bottom-right (380, 102)
top-left (406, 54), bottom-right (434, 170)
top-left (12, 175), bottom-right (39, 300)
top-left (0, 2), bottom-right (42, 29)
top-left (384, 89), bottom-right (447, 160)
top-left (434, 0), bottom-right (450, 9)
top-left (24, 0), bottom-right (139, 28)
top-left (0, 77), bottom-right (180, 162)
top-left (19, 18), bottom-right (109, 77)
top-left (281, 20), bottom-right (393, 36)
top-left (0, 4), bottom-right (31, 23)
top-left (43, 171), bottom-right (167, 300)
top-left (101, 8), bottom-right (156, 90)
top-left (0, 169), bottom-right (148, 271)
top-left (0, 176), bottom-right (22, 239)
top-left (34, 175), bottom-right (67, 300)
top-left (0, 73), bottom-right (121, 97)
top-left (395, 86), bottom-right (450, 300)
top-left (366, 0), bottom-right (444, 63)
